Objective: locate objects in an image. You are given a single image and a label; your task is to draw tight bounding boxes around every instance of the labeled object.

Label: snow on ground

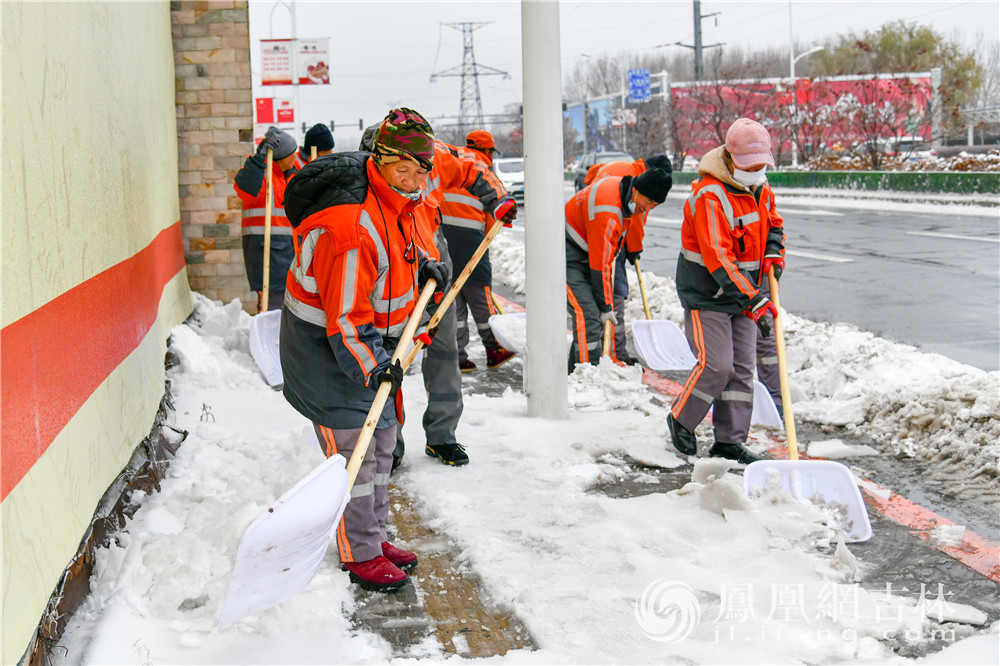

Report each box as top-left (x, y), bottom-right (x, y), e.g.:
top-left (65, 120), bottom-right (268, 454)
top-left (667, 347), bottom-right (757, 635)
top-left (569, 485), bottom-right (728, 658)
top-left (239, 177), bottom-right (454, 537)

top-left (490, 197), bottom-right (1000, 510)
top-left (55, 280), bottom-right (999, 663)
top-left (51, 190), bottom-right (997, 664)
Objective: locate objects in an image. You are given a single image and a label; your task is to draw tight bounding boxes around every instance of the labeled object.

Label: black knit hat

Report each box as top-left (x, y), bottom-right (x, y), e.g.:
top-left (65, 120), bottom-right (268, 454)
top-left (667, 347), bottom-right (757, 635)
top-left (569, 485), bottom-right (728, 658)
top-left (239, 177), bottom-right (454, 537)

top-left (644, 153), bottom-right (673, 173)
top-left (304, 123), bottom-right (334, 152)
top-left (633, 168), bottom-right (672, 204)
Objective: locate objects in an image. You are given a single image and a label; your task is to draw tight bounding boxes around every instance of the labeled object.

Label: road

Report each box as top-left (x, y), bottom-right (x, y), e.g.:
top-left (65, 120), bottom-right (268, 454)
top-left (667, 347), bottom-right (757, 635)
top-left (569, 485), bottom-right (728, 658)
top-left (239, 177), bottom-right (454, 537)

top-left (636, 190), bottom-right (1000, 372)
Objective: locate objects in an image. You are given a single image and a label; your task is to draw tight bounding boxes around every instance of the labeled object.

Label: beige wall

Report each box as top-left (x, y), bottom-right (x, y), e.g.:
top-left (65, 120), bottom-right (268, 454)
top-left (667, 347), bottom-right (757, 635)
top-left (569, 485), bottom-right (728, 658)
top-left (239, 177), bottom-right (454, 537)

top-left (1, 2), bottom-right (192, 661)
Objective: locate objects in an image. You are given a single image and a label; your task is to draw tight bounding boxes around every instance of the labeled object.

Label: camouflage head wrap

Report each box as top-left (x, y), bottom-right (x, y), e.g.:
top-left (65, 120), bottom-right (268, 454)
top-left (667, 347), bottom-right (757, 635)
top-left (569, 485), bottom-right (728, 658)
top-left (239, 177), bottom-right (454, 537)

top-left (372, 108), bottom-right (435, 171)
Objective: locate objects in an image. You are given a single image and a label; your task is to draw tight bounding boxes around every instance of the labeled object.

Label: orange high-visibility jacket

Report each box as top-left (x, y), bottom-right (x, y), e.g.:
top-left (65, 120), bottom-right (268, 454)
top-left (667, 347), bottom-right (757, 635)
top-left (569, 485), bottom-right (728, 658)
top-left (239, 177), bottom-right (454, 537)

top-left (423, 141), bottom-right (512, 236)
top-left (234, 158), bottom-right (293, 236)
top-left (564, 176), bottom-right (633, 310)
top-left (593, 158), bottom-right (650, 254)
top-left (676, 146), bottom-right (784, 315)
top-left (280, 153), bottom-right (421, 428)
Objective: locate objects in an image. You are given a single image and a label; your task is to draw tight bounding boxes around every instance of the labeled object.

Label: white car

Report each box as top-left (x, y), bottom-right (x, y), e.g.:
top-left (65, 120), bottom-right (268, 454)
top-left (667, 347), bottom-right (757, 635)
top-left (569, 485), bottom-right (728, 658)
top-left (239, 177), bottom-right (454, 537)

top-left (493, 157), bottom-right (524, 203)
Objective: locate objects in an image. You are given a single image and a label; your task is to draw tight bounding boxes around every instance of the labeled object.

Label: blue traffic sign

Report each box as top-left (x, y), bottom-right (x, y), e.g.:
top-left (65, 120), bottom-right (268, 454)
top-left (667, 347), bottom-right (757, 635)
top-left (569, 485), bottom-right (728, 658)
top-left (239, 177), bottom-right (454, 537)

top-left (628, 68), bottom-right (651, 103)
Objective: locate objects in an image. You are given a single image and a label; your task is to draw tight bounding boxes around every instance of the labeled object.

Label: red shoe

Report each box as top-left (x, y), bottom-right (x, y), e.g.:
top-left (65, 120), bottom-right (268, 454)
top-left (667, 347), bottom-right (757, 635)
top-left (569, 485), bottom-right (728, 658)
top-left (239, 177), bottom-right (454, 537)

top-left (459, 359), bottom-right (477, 372)
top-left (382, 542), bottom-right (418, 571)
top-left (342, 556), bottom-right (408, 591)
top-left (486, 346), bottom-right (516, 369)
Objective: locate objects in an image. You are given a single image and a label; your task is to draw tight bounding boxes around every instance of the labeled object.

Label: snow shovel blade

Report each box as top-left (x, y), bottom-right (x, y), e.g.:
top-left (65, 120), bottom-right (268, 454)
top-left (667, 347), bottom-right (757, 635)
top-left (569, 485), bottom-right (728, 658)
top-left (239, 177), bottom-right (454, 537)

top-left (488, 312), bottom-right (573, 355)
top-left (631, 319), bottom-right (697, 371)
top-left (488, 312), bottom-right (526, 353)
top-left (248, 309), bottom-right (283, 386)
top-left (744, 459), bottom-right (873, 543)
top-left (218, 449), bottom-right (350, 628)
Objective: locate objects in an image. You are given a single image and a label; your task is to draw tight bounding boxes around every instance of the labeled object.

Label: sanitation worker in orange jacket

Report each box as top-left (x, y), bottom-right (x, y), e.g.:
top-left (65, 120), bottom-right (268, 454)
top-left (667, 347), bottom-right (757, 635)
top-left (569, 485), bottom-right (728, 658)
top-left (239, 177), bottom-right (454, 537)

top-left (590, 154), bottom-right (673, 363)
top-left (280, 108), bottom-right (449, 592)
top-left (565, 168), bottom-right (671, 370)
top-left (233, 126), bottom-right (298, 312)
top-left (667, 118), bottom-right (785, 465)
top-left (440, 130), bottom-right (517, 373)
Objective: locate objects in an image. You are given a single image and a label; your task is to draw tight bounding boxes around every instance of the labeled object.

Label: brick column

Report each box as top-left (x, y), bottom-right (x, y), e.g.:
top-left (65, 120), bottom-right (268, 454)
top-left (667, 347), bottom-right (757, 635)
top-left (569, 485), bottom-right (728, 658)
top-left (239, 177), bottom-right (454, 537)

top-left (171, 0), bottom-right (256, 310)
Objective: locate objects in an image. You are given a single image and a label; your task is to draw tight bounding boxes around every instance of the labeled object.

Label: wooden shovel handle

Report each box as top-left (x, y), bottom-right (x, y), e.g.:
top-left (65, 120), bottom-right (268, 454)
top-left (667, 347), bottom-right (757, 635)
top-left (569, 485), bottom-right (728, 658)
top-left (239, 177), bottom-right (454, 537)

top-left (768, 268), bottom-right (799, 460)
top-left (602, 318), bottom-right (613, 356)
top-left (345, 282), bottom-right (437, 489)
top-left (261, 148), bottom-right (274, 312)
top-left (633, 259), bottom-right (652, 320)
top-left (401, 220), bottom-right (505, 369)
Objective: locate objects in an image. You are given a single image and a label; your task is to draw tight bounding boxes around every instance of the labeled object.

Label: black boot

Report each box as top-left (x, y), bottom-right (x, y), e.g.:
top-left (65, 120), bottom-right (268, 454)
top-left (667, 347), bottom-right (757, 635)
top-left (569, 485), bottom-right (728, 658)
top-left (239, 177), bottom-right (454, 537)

top-left (708, 441), bottom-right (765, 464)
top-left (667, 414), bottom-right (698, 456)
top-left (425, 442), bottom-right (469, 466)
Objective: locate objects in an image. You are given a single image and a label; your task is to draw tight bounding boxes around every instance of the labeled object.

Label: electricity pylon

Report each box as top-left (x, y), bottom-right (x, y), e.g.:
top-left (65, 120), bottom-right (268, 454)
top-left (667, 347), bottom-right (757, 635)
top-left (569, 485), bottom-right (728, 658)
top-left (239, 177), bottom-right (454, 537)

top-left (430, 22), bottom-right (508, 138)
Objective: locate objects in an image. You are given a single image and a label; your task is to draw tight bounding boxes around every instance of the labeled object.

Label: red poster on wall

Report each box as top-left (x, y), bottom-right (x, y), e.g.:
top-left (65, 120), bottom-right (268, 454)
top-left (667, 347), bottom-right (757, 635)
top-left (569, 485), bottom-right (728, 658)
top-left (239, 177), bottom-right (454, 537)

top-left (275, 98), bottom-right (294, 123)
top-left (255, 97), bottom-right (274, 123)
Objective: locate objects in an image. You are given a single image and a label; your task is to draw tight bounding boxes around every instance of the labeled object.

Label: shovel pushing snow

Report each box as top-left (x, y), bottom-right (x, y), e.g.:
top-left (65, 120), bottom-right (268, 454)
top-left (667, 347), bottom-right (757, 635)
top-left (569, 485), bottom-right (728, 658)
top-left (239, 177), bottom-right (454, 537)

top-left (219, 281), bottom-right (438, 628)
top-left (247, 147), bottom-right (284, 387)
top-left (743, 269), bottom-right (872, 543)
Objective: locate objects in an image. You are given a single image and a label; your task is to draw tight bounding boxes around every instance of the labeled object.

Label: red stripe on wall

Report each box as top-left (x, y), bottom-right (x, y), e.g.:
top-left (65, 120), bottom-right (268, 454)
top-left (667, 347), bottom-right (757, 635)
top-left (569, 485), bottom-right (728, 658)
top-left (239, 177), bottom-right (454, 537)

top-left (1, 223), bottom-right (186, 502)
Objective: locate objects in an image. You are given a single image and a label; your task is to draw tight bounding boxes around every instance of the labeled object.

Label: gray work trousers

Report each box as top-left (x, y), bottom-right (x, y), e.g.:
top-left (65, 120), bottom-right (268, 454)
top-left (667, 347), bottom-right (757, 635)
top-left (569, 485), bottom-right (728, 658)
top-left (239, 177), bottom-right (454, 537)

top-left (313, 423), bottom-right (395, 563)
top-left (566, 259), bottom-right (605, 370)
top-left (455, 281), bottom-right (500, 362)
top-left (395, 227), bottom-right (464, 457)
top-left (671, 309), bottom-right (757, 445)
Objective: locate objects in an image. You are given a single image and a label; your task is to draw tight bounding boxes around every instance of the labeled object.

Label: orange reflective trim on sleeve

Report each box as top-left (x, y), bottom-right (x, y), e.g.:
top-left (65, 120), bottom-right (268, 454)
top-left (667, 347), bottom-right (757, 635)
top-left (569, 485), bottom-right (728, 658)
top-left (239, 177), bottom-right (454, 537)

top-left (671, 310), bottom-right (707, 418)
top-left (566, 285), bottom-right (589, 365)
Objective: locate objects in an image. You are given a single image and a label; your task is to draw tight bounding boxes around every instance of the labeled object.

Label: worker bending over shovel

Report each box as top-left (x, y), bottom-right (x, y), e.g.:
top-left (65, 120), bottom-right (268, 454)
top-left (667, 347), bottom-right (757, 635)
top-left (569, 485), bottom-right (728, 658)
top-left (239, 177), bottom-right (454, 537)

top-left (667, 118), bottom-right (785, 464)
top-left (565, 168), bottom-right (672, 369)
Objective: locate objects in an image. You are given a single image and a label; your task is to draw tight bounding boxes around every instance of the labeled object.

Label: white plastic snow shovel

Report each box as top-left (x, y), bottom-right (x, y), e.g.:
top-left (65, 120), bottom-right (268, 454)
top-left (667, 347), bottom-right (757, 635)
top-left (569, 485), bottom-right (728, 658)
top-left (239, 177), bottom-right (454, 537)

top-left (630, 260), bottom-right (697, 371)
top-left (744, 269), bottom-right (872, 543)
top-left (219, 282), bottom-right (437, 628)
top-left (248, 148), bottom-right (284, 387)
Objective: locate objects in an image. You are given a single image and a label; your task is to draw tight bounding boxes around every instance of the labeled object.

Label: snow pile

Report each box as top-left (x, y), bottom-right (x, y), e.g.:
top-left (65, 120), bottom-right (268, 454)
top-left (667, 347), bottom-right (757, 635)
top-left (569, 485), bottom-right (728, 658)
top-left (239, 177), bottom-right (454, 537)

top-left (491, 234), bottom-right (1000, 509)
top-left (53, 295), bottom-right (997, 664)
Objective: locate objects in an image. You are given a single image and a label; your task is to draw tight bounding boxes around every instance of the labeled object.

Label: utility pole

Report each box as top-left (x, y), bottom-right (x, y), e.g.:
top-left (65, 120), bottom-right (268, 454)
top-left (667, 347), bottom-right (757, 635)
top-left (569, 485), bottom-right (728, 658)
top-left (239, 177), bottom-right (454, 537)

top-left (431, 22), bottom-right (508, 138)
top-left (674, 0), bottom-right (723, 80)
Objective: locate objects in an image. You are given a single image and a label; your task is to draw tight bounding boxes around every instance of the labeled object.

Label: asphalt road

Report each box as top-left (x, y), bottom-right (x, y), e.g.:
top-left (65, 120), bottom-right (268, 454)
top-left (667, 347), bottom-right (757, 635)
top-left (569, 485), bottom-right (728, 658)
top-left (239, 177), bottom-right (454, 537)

top-left (636, 190), bottom-right (1000, 372)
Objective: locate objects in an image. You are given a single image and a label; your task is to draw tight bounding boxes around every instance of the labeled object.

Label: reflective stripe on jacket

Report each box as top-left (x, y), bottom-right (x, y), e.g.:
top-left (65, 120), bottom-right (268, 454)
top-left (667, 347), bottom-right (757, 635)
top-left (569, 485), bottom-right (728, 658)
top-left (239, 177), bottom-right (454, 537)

top-left (594, 159), bottom-right (649, 254)
top-left (676, 146), bottom-right (784, 314)
top-left (564, 176), bottom-right (632, 311)
top-left (423, 141), bottom-right (512, 235)
top-left (279, 153), bottom-right (419, 429)
top-left (234, 157), bottom-right (293, 234)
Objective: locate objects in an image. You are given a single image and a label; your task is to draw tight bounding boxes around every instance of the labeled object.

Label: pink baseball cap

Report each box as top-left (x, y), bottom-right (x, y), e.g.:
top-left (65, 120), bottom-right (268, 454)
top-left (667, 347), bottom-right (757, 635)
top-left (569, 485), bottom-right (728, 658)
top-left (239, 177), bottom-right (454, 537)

top-left (725, 118), bottom-right (774, 168)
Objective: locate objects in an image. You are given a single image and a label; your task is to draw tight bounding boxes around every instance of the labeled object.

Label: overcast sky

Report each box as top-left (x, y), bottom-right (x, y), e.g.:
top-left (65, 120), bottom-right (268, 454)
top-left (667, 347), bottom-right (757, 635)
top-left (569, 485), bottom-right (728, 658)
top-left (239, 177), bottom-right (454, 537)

top-left (248, 0), bottom-right (999, 145)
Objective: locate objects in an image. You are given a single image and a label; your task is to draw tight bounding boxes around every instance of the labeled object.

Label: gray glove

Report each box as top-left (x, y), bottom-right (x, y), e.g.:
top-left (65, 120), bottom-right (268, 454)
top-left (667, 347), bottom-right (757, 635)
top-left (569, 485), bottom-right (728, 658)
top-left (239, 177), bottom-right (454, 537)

top-left (600, 309), bottom-right (618, 327)
top-left (257, 134), bottom-right (279, 157)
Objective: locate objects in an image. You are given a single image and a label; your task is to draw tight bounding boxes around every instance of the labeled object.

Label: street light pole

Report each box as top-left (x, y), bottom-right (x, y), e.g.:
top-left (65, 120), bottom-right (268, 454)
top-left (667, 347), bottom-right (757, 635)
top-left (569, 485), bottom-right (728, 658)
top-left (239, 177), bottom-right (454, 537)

top-left (788, 45), bottom-right (824, 169)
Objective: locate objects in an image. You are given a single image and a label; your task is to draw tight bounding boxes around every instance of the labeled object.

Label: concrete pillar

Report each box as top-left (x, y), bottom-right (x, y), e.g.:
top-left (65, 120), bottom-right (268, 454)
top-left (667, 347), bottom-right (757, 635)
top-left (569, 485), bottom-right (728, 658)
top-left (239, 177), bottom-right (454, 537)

top-left (521, 0), bottom-right (568, 419)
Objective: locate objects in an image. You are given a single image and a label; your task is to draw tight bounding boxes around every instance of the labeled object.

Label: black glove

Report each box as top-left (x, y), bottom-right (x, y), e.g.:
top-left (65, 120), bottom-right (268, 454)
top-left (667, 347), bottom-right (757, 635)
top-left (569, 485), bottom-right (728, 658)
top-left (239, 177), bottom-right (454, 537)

top-left (372, 359), bottom-right (404, 396)
top-left (625, 250), bottom-right (641, 265)
top-left (418, 260), bottom-right (450, 295)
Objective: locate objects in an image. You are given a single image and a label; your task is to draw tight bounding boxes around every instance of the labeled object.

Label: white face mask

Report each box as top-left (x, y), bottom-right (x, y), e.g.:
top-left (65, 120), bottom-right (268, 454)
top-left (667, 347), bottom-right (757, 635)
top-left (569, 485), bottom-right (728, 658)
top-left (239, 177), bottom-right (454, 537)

top-left (627, 199), bottom-right (637, 214)
top-left (732, 166), bottom-right (767, 188)
top-left (391, 185), bottom-right (422, 201)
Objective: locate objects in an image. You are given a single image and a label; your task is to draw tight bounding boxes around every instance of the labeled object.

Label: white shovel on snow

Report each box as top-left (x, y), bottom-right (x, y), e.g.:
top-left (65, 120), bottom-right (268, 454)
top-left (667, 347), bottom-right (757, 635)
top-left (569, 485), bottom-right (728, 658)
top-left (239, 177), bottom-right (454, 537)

top-left (219, 281), bottom-right (438, 628)
top-left (247, 147), bottom-right (284, 387)
top-left (743, 268), bottom-right (872, 543)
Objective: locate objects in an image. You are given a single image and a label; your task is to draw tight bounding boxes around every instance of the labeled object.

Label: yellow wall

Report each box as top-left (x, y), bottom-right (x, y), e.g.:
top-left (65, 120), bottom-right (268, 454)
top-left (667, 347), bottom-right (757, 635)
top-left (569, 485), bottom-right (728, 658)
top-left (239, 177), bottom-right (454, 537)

top-left (1, 3), bottom-right (191, 661)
